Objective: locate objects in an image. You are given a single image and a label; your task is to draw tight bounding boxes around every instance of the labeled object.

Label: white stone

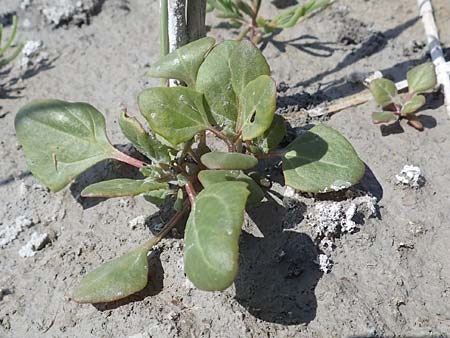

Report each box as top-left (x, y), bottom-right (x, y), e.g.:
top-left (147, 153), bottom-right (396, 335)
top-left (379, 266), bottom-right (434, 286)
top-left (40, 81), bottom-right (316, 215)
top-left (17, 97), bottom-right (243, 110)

top-left (317, 254), bottom-right (333, 273)
top-left (0, 216), bottom-right (34, 247)
top-left (395, 164), bottom-right (423, 188)
top-left (22, 40), bottom-right (43, 57)
top-left (18, 232), bottom-right (49, 257)
top-left (342, 203), bottom-right (357, 233)
top-left (129, 215), bottom-right (147, 229)
top-left (283, 186), bottom-right (297, 198)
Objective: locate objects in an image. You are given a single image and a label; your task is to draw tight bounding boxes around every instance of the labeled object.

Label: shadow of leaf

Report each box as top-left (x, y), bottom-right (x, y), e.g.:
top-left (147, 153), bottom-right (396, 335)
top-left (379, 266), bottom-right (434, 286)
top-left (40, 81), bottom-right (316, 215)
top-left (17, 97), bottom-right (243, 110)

top-left (235, 199), bottom-right (323, 325)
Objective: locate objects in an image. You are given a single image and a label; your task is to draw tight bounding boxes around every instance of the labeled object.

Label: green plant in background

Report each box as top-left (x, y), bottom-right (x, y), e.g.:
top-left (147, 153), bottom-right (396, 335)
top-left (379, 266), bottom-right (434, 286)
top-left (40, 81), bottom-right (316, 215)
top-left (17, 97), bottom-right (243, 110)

top-left (15, 37), bottom-right (365, 303)
top-left (0, 16), bottom-right (23, 70)
top-left (206, 0), bottom-right (331, 44)
top-left (369, 62), bottom-right (437, 131)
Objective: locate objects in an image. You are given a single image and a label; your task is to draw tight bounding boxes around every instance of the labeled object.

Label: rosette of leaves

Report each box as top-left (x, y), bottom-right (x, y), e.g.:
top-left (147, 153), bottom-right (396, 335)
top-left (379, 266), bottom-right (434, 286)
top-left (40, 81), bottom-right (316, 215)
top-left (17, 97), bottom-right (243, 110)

top-left (15, 37), bottom-right (364, 303)
top-left (206, 0), bottom-right (331, 44)
top-left (369, 62), bottom-right (437, 131)
top-left (0, 16), bottom-right (23, 70)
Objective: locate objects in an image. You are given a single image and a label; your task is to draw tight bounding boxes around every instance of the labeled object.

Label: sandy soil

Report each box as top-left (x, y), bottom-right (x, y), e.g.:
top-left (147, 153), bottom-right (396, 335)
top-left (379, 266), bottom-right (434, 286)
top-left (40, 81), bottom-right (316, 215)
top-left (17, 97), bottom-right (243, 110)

top-left (1, 0), bottom-right (450, 337)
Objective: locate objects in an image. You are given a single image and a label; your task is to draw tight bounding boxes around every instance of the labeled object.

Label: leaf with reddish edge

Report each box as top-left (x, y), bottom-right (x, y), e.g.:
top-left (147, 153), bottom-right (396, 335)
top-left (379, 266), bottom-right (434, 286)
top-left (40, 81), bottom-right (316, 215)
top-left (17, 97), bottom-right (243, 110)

top-left (81, 179), bottom-right (168, 198)
top-left (372, 111), bottom-right (397, 124)
top-left (406, 115), bottom-right (424, 131)
top-left (401, 95), bottom-right (426, 114)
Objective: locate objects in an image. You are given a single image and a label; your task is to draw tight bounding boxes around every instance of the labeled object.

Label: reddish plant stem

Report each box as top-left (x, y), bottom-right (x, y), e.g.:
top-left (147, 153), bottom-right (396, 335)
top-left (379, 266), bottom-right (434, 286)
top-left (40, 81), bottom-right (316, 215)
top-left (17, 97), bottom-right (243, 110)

top-left (112, 149), bottom-right (147, 168)
top-left (208, 127), bottom-right (236, 152)
top-left (185, 181), bottom-right (197, 206)
top-left (403, 91), bottom-right (416, 103)
top-left (233, 130), bottom-right (242, 143)
top-left (188, 149), bottom-right (206, 170)
top-left (141, 201), bottom-right (189, 252)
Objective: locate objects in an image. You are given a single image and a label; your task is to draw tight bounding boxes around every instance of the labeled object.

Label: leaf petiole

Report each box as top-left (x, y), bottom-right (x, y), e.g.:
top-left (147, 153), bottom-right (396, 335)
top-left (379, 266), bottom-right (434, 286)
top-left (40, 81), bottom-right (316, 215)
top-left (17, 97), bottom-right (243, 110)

top-left (112, 149), bottom-right (148, 169)
top-left (141, 201), bottom-right (189, 252)
top-left (208, 127), bottom-right (236, 151)
top-left (185, 181), bottom-right (197, 206)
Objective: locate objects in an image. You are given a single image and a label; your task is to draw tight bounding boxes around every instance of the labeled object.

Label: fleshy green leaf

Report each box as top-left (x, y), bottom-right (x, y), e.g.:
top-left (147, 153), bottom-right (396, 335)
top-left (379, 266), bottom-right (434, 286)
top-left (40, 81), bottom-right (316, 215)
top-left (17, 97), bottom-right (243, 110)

top-left (237, 75), bottom-right (276, 140)
top-left (200, 151), bottom-right (258, 170)
top-left (270, 0), bottom-right (331, 28)
top-left (198, 170), bottom-right (264, 205)
top-left (73, 247), bottom-right (149, 303)
top-left (254, 115), bottom-right (287, 153)
top-left (15, 99), bottom-right (118, 192)
top-left (144, 188), bottom-right (174, 205)
top-left (229, 40), bottom-right (270, 96)
top-left (81, 179), bottom-right (168, 198)
top-left (372, 111), bottom-right (397, 124)
top-left (369, 78), bottom-right (397, 108)
top-left (148, 37), bottom-right (216, 87)
top-left (407, 62), bottom-right (437, 94)
top-left (401, 95), bottom-right (426, 114)
top-left (119, 111), bottom-right (173, 163)
top-left (235, 0), bottom-right (254, 17)
top-left (196, 40), bottom-right (239, 127)
top-left (140, 165), bottom-right (166, 179)
top-left (138, 87), bottom-right (211, 146)
top-left (184, 181), bottom-right (250, 290)
top-left (282, 125), bottom-right (365, 193)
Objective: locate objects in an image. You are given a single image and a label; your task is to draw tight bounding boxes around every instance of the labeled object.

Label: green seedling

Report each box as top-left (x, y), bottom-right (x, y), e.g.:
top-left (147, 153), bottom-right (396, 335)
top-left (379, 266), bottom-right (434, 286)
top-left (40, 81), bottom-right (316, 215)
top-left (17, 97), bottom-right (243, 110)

top-left (369, 62), bottom-right (437, 131)
top-left (0, 16), bottom-right (23, 70)
top-left (207, 0), bottom-right (331, 44)
top-left (15, 37), bottom-right (365, 303)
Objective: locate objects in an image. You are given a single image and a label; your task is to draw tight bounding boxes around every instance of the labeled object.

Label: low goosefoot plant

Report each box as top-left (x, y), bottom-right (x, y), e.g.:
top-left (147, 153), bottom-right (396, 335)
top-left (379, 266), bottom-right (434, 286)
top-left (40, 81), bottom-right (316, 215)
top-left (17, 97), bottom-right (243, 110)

top-left (0, 16), bottom-right (23, 70)
top-left (207, 0), bottom-right (331, 44)
top-left (15, 37), bottom-right (365, 303)
top-left (369, 62), bottom-right (437, 131)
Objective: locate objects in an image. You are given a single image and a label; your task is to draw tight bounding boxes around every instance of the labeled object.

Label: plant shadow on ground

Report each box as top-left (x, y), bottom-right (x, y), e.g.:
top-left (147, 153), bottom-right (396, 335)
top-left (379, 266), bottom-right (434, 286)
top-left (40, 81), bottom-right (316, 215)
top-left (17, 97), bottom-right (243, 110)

top-left (261, 32), bottom-right (341, 57)
top-left (291, 17), bottom-right (419, 90)
top-left (271, 0), bottom-right (298, 9)
top-left (235, 130), bottom-right (321, 324)
top-left (275, 17), bottom-right (428, 114)
top-left (0, 170), bottom-right (32, 187)
top-left (234, 148), bottom-right (382, 325)
top-left (91, 252), bottom-right (164, 311)
top-left (0, 56), bottom-right (58, 99)
top-left (235, 198), bottom-right (322, 325)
